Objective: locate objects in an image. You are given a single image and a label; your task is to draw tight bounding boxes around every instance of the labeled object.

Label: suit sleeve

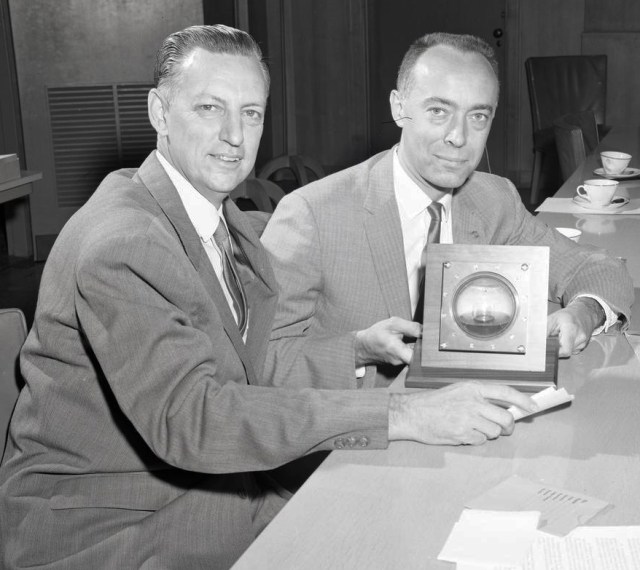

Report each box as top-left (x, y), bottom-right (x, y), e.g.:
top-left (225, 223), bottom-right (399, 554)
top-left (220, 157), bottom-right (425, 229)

top-left (74, 231), bottom-right (389, 474)
top-left (261, 192), bottom-right (364, 390)
top-left (490, 178), bottom-right (634, 326)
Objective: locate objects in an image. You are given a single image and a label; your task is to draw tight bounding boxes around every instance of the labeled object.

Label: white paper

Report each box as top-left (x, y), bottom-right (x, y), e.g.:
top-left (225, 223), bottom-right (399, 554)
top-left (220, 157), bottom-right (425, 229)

top-left (508, 386), bottom-right (574, 421)
top-left (438, 510), bottom-right (540, 566)
top-left (466, 475), bottom-right (610, 536)
top-left (459, 527), bottom-right (640, 570)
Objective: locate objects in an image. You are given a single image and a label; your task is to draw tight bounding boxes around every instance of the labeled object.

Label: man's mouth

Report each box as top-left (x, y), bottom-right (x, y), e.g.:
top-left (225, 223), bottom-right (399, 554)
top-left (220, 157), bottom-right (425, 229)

top-left (212, 154), bottom-right (242, 163)
top-left (436, 155), bottom-right (466, 166)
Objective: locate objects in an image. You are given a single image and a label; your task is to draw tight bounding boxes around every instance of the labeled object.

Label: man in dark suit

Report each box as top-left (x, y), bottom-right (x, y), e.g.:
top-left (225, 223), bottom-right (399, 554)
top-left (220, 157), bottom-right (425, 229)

top-left (0, 26), bottom-right (536, 569)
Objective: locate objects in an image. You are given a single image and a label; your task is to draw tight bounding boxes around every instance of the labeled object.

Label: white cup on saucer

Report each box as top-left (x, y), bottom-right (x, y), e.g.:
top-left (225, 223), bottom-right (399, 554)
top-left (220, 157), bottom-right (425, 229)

top-left (600, 151), bottom-right (632, 176)
top-left (576, 178), bottom-right (619, 206)
top-left (555, 227), bottom-right (582, 242)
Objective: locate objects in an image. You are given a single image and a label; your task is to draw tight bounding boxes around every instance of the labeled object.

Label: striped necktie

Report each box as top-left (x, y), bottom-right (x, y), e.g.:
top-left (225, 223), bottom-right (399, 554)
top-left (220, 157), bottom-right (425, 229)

top-left (212, 222), bottom-right (247, 334)
top-left (414, 201), bottom-right (443, 322)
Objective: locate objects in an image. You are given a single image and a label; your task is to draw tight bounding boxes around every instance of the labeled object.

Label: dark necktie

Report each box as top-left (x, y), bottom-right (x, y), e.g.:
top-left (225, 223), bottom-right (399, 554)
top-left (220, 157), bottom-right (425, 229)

top-left (414, 201), bottom-right (443, 322)
top-left (213, 222), bottom-right (248, 334)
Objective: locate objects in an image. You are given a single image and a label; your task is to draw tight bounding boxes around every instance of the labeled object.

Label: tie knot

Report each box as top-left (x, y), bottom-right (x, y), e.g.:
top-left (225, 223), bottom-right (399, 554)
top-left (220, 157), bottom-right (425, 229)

top-left (427, 201), bottom-right (443, 222)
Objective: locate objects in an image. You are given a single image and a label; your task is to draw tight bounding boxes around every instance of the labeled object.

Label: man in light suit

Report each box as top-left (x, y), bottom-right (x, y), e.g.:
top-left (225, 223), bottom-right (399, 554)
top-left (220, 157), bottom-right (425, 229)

top-left (0, 26), bottom-right (537, 569)
top-left (261, 32), bottom-right (633, 392)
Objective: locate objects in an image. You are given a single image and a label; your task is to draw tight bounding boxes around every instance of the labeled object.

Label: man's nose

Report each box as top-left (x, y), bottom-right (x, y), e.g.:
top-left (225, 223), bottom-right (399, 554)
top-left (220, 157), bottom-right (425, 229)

top-left (444, 114), bottom-right (467, 147)
top-left (220, 112), bottom-right (244, 147)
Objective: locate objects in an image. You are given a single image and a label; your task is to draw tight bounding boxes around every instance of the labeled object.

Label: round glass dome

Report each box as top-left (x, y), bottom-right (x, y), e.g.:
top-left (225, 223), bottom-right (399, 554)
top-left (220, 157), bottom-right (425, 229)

top-left (452, 272), bottom-right (517, 339)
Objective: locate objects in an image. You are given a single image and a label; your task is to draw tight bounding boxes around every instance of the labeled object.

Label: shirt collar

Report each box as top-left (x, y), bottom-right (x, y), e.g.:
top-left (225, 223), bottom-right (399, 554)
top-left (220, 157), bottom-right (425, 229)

top-left (156, 150), bottom-right (222, 242)
top-left (393, 146), bottom-right (451, 221)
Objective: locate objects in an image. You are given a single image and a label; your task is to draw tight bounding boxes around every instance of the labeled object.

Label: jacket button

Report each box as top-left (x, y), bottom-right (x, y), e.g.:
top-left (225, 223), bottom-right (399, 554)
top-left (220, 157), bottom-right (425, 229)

top-left (334, 438), bottom-right (345, 449)
top-left (357, 436), bottom-right (370, 447)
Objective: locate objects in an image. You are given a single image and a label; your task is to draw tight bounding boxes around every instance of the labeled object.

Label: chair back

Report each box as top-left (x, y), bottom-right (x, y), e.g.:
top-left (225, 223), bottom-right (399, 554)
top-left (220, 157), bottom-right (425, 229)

top-left (231, 177), bottom-right (286, 213)
top-left (553, 110), bottom-right (600, 182)
top-left (525, 55), bottom-right (607, 205)
top-left (526, 55), bottom-right (607, 133)
top-left (0, 308), bottom-right (27, 458)
top-left (258, 154), bottom-right (325, 191)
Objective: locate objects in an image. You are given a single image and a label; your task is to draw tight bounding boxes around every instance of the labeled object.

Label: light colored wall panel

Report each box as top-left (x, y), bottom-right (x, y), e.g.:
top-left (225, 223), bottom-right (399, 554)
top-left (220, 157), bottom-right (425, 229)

top-left (9, 0), bottom-right (203, 241)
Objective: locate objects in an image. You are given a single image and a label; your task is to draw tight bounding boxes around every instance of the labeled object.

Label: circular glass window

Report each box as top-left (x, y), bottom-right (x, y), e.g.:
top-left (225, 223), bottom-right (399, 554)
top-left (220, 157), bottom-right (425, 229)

top-left (452, 272), bottom-right (517, 339)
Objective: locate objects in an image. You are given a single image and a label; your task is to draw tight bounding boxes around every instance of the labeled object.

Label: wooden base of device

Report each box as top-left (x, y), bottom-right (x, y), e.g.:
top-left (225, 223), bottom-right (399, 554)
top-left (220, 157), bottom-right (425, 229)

top-left (406, 336), bottom-right (559, 392)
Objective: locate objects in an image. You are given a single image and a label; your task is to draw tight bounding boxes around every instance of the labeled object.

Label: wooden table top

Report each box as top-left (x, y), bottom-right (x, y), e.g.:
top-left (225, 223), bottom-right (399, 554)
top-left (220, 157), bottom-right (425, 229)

top-left (232, 128), bottom-right (640, 570)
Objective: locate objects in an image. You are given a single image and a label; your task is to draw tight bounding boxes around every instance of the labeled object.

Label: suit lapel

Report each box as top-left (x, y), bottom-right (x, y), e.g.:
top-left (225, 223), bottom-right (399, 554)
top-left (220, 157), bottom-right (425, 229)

top-left (135, 153), bottom-right (263, 383)
top-left (363, 151), bottom-right (412, 321)
top-left (451, 174), bottom-right (491, 244)
top-left (223, 200), bottom-right (278, 376)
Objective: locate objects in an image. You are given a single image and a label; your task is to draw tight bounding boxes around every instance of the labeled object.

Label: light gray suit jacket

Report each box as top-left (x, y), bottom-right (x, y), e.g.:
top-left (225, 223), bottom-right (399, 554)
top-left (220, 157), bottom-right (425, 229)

top-left (0, 153), bottom-right (390, 569)
top-left (261, 149), bottom-right (633, 390)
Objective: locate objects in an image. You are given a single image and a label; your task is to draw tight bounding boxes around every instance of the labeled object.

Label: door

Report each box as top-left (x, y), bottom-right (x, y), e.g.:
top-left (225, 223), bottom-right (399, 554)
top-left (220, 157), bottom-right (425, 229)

top-left (368, 0), bottom-right (507, 175)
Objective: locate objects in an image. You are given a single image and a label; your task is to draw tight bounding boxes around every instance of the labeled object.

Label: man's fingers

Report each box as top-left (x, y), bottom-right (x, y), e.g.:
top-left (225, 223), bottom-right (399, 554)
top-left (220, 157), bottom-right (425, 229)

top-left (478, 383), bottom-right (537, 413)
top-left (478, 403), bottom-right (516, 435)
top-left (388, 317), bottom-right (422, 339)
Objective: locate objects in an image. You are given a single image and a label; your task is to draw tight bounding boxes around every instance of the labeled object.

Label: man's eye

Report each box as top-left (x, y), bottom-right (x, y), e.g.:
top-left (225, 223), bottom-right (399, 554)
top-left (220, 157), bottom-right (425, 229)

top-left (243, 109), bottom-right (264, 124)
top-left (472, 113), bottom-right (489, 121)
top-left (428, 108), bottom-right (446, 116)
top-left (199, 104), bottom-right (220, 113)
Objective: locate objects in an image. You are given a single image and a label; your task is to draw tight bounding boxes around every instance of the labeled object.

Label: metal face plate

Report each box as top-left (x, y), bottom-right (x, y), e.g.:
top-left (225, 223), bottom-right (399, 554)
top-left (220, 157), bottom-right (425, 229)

top-left (439, 260), bottom-right (531, 354)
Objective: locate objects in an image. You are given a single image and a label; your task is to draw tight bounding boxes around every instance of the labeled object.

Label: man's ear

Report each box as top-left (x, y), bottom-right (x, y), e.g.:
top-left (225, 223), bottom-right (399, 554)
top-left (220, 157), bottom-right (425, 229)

top-left (389, 89), bottom-right (406, 128)
top-left (148, 88), bottom-right (168, 136)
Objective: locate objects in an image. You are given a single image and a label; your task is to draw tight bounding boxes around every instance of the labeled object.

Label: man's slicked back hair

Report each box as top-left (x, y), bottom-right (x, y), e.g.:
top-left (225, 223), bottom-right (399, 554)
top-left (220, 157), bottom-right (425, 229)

top-left (154, 24), bottom-right (270, 99)
top-left (396, 32), bottom-right (499, 96)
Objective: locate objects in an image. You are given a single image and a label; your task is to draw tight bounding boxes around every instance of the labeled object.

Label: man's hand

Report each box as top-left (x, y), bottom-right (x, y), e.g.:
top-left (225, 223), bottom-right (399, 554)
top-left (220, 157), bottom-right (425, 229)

top-left (547, 297), bottom-right (605, 357)
top-left (355, 317), bottom-right (422, 367)
top-left (388, 382), bottom-right (538, 446)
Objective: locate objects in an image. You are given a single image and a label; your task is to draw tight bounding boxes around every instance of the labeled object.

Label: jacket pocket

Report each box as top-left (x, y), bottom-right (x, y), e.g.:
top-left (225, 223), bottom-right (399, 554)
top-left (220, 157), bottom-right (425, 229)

top-left (49, 470), bottom-right (200, 511)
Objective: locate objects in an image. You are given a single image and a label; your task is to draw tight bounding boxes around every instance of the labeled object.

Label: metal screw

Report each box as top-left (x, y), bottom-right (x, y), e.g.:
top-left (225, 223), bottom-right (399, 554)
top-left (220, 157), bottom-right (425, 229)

top-left (517, 345), bottom-right (525, 353)
top-left (521, 263), bottom-right (529, 271)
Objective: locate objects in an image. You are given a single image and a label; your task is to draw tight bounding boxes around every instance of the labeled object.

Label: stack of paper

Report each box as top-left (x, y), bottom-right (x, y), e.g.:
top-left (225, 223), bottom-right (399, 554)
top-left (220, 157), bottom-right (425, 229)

top-left (438, 509), bottom-right (541, 568)
top-left (437, 476), bottom-right (637, 569)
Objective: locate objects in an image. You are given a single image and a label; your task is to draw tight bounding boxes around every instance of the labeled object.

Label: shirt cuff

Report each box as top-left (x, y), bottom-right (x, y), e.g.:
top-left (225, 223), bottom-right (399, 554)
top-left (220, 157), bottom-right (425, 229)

top-left (574, 294), bottom-right (618, 335)
top-left (355, 366), bottom-right (366, 378)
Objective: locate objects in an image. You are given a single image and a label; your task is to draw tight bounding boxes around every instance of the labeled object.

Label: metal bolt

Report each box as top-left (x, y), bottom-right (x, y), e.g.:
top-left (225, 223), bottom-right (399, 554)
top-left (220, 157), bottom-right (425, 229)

top-left (444, 262), bottom-right (451, 268)
top-left (439, 343), bottom-right (447, 349)
top-left (521, 263), bottom-right (529, 271)
top-left (517, 345), bottom-right (525, 353)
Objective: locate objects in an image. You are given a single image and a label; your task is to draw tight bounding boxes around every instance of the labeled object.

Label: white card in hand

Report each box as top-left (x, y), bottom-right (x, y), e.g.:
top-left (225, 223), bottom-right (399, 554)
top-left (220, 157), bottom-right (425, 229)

top-left (508, 386), bottom-right (574, 421)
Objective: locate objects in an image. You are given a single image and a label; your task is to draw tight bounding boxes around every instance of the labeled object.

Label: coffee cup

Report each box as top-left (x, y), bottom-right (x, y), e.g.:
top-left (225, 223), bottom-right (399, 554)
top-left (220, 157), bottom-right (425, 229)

top-left (576, 178), bottom-right (619, 206)
top-left (600, 151), bottom-right (632, 176)
top-left (555, 227), bottom-right (581, 242)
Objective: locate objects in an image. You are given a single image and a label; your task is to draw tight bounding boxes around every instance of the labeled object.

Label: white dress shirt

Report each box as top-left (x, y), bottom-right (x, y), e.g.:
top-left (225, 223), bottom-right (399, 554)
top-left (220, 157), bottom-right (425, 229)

top-left (156, 151), bottom-right (245, 332)
top-left (393, 148), bottom-right (453, 316)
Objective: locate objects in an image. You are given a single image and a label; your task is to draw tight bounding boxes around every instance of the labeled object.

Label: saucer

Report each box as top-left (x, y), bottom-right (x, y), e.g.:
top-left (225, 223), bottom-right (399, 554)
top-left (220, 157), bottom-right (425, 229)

top-left (573, 194), bottom-right (630, 212)
top-left (593, 167), bottom-right (640, 179)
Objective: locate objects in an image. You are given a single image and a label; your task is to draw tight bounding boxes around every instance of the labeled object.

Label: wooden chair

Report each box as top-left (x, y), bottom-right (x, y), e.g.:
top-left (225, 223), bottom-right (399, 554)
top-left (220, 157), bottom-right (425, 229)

top-left (231, 177), bottom-right (286, 214)
top-left (0, 308), bottom-right (27, 458)
top-left (258, 154), bottom-right (325, 191)
top-left (553, 110), bottom-right (600, 182)
top-left (525, 55), bottom-right (607, 204)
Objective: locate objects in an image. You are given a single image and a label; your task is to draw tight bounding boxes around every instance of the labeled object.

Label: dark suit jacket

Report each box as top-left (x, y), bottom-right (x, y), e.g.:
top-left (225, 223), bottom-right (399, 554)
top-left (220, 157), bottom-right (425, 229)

top-left (0, 153), bottom-right (390, 569)
top-left (262, 149), bottom-right (634, 390)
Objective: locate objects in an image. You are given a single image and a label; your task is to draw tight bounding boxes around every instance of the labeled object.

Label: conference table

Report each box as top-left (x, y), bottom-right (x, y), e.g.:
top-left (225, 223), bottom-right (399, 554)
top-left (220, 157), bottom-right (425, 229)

top-left (232, 128), bottom-right (640, 569)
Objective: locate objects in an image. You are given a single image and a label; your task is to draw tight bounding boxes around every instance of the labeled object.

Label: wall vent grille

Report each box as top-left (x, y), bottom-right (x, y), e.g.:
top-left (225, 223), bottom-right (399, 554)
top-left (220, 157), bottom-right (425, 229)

top-left (48, 83), bottom-right (155, 208)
